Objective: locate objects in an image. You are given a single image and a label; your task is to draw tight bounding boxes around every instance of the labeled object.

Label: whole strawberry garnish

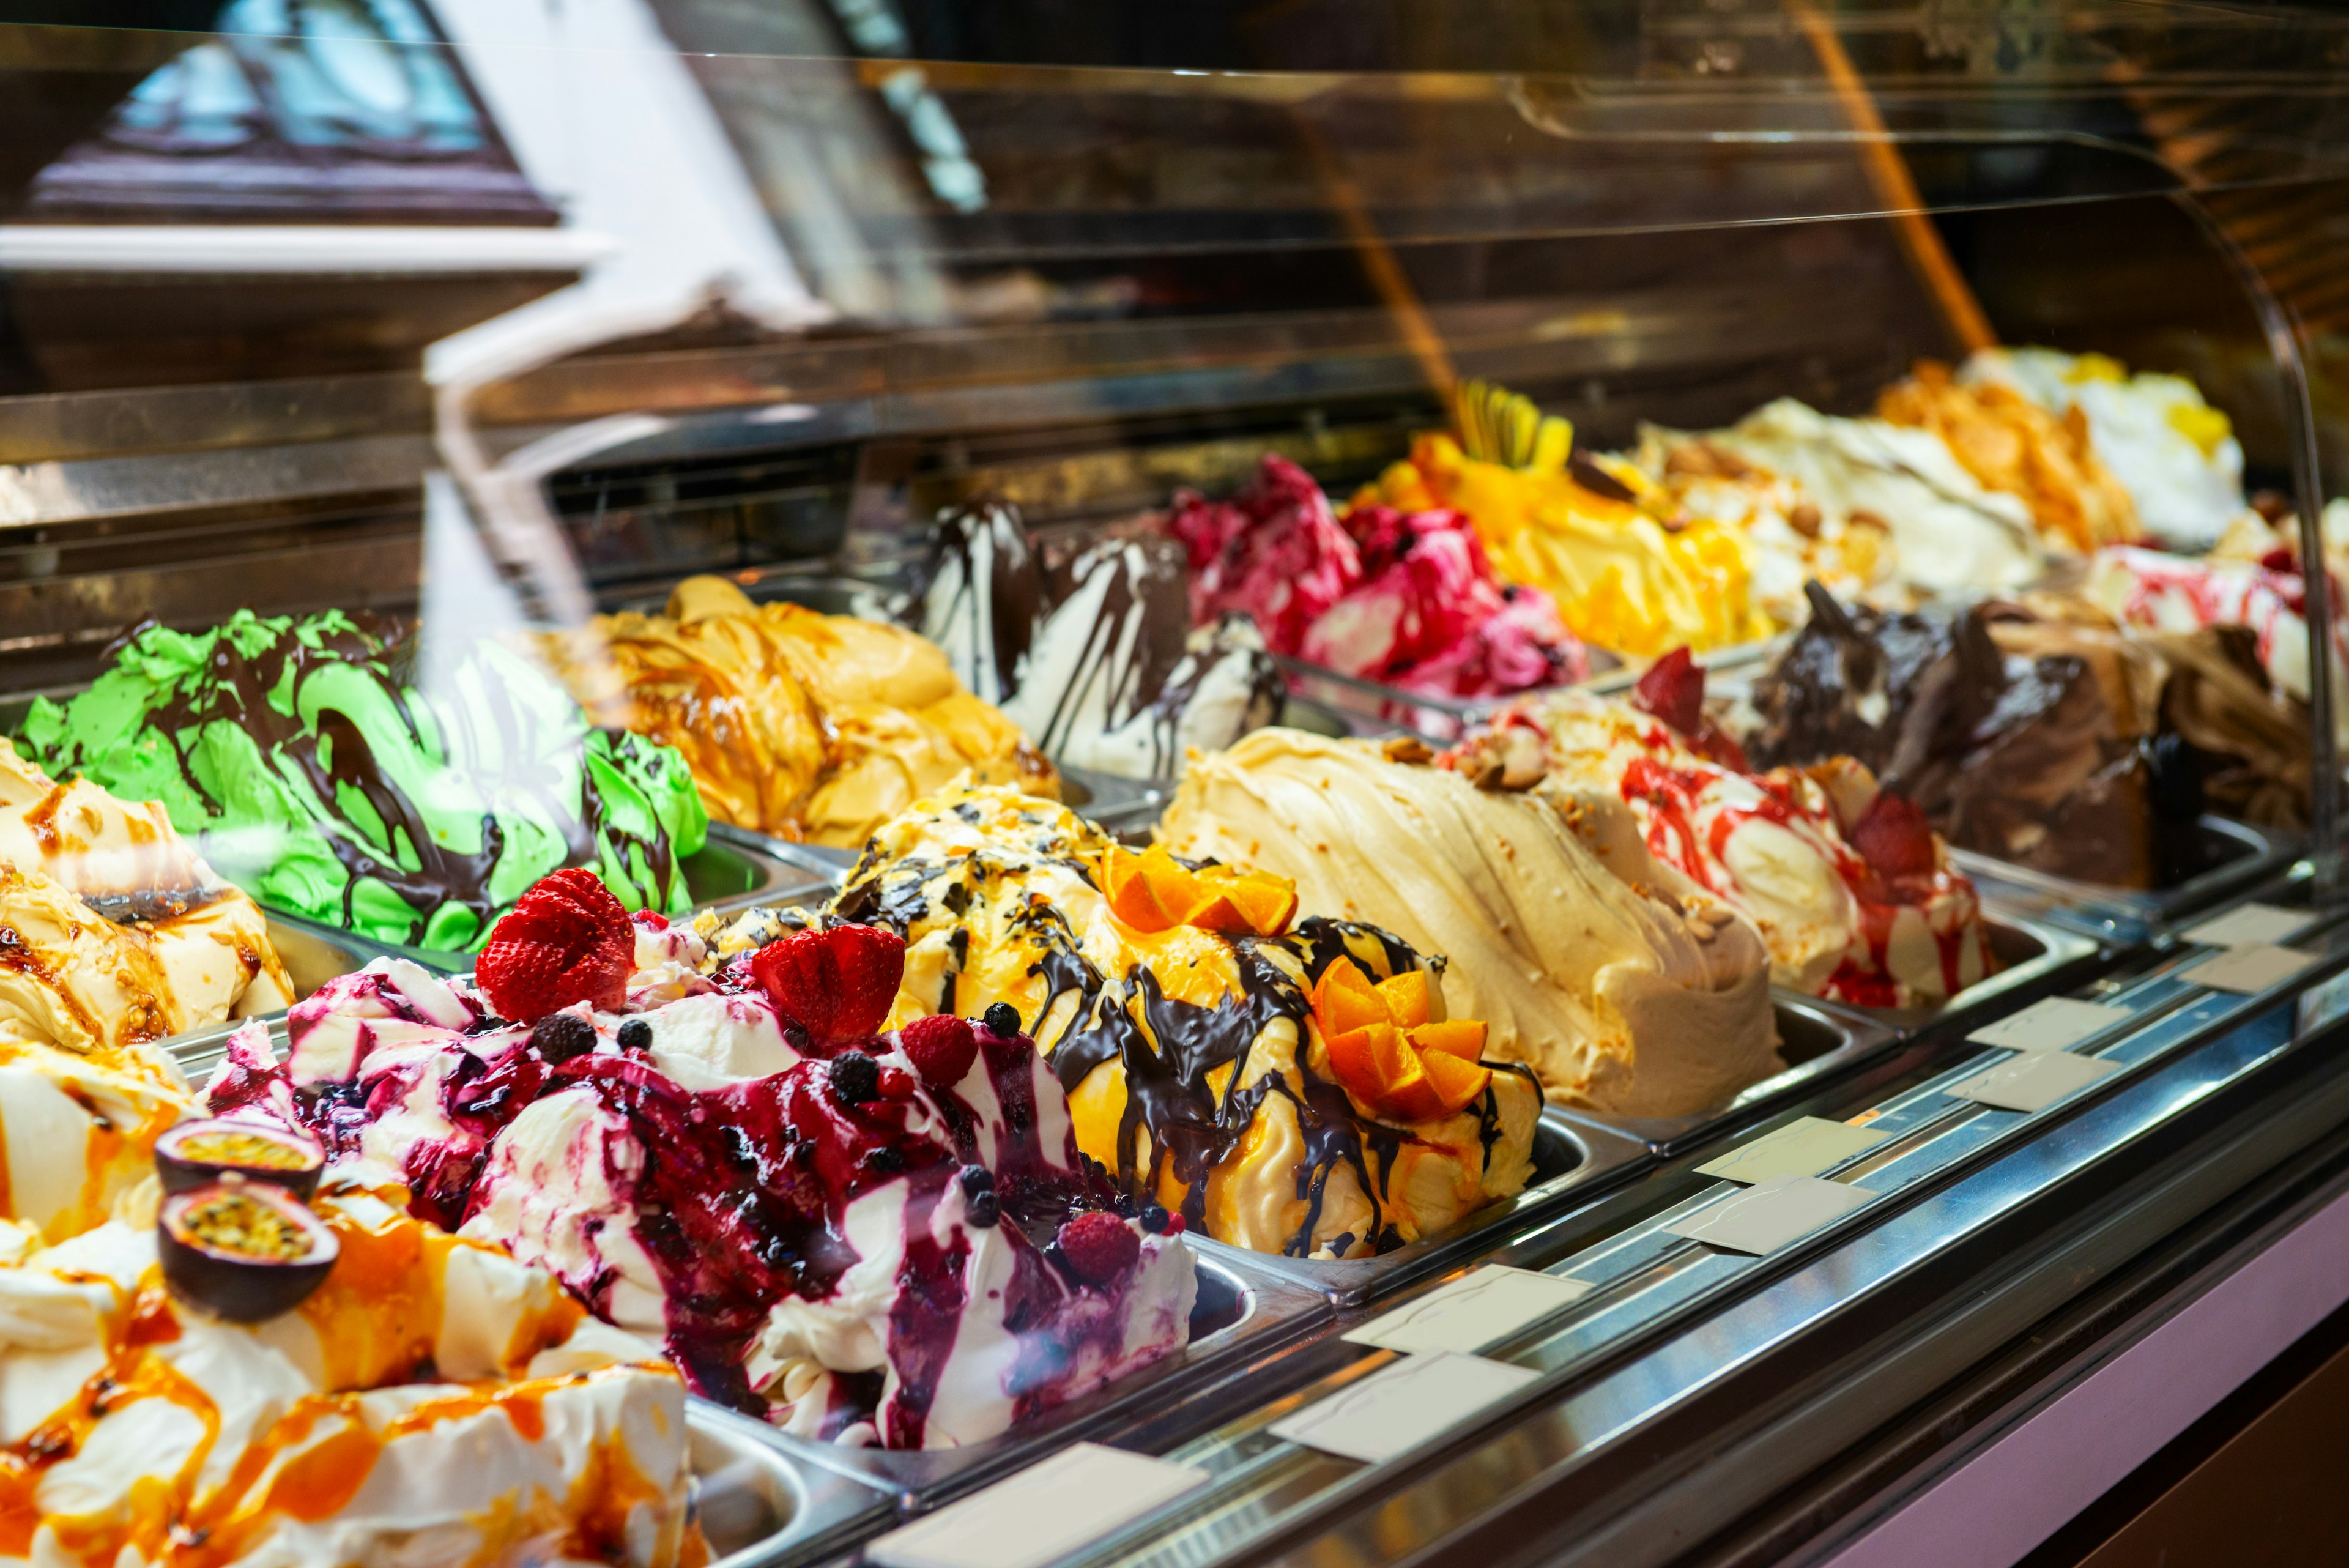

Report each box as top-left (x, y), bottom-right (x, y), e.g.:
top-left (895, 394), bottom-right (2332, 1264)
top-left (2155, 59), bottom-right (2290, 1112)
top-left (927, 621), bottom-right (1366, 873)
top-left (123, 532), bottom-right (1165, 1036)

top-left (750, 924), bottom-right (905, 1041)
top-left (899, 1014), bottom-right (978, 1087)
top-left (1631, 645), bottom-right (1706, 737)
top-left (1054, 1211), bottom-right (1142, 1284)
top-left (476, 868), bottom-right (634, 1024)
top-left (1850, 790), bottom-right (1937, 880)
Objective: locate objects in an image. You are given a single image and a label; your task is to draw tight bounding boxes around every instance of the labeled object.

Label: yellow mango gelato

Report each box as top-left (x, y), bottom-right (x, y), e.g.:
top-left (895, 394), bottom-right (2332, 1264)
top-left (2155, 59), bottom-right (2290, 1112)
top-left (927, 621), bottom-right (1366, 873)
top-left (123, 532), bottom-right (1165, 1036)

top-left (1358, 433), bottom-right (1772, 660)
top-left (715, 784), bottom-right (1541, 1260)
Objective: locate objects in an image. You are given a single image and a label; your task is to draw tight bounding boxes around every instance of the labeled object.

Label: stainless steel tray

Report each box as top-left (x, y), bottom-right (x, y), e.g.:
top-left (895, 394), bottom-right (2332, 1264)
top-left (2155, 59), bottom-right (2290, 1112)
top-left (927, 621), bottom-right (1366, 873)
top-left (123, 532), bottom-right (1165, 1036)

top-left (1839, 908), bottom-right (2107, 1037)
top-left (1949, 815), bottom-right (2304, 943)
top-left (260, 916), bottom-right (385, 1003)
top-left (1189, 1110), bottom-right (1651, 1308)
top-left (768, 1247), bottom-right (1332, 1509)
top-left (1581, 995), bottom-right (1900, 1156)
top-left (691, 1401), bottom-right (896, 1568)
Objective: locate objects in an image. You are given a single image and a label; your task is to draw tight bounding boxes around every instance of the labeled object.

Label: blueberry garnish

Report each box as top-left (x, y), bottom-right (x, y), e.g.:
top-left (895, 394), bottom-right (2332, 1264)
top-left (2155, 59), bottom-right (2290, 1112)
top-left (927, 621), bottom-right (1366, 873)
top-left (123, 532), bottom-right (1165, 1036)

top-left (1140, 1204), bottom-right (1171, 1233)
top-left (530, 1014), bottom-right (596, 1065)
top-left (959, 1164), bottom-right (995, 1198)
top-left (982, 1002), bottom-right (1020, 1038)
top-left (615, 1019), bottom-right (653, 1052)
top-left (867, 1145), bottom-right (905, 1175)
top-left (829, 1051), bottom-right (881, 1103)
top-left (966, 1190), bottom-right (1001, 1228)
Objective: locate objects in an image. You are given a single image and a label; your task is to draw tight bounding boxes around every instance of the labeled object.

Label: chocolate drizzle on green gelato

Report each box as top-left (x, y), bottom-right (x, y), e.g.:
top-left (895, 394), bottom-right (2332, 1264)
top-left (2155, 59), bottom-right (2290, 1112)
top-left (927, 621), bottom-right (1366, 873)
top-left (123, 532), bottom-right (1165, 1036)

top-left (18, 610), bottom-right (707, 951)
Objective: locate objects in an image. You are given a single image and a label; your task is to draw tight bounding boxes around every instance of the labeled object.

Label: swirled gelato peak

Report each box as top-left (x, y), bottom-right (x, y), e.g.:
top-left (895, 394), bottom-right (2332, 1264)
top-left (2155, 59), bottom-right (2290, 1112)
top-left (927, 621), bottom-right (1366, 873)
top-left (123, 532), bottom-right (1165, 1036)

top-left (225, 872), bottom-right (1195, 1449)
top-left (18, 611), bottom-right (707, 954)
top-left (759, 783), bottom-right (1542, 1257)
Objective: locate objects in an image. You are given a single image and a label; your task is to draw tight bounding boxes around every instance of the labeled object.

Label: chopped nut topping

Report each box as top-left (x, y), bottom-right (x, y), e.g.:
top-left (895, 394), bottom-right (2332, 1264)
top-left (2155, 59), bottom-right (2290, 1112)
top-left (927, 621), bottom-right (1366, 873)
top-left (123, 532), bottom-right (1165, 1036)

top-left (1381, 735), bottom-right (1435, 765)
top-left (1786, 502), bottom-right (1822, 540)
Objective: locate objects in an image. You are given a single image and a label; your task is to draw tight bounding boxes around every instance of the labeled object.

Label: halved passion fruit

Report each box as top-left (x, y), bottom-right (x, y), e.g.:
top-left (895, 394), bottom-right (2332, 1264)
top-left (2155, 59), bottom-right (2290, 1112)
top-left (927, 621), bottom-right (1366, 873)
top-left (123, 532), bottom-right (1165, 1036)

top-left (155, 1118), bottom-right (325, 1200)
top-left (158, 1180), bottom-right (338, 1322)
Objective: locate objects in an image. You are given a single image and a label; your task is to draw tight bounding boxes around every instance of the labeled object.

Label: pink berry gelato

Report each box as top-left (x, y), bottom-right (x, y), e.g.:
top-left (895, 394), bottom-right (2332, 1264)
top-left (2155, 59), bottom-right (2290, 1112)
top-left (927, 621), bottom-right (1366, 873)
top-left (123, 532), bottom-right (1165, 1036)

top-left (1170, 456), bottom-right (1587, 700)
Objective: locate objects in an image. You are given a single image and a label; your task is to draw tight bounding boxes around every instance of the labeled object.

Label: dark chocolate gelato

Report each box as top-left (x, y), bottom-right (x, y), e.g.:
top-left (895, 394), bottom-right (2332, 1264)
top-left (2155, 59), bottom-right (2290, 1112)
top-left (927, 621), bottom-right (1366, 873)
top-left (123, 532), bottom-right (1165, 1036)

top-left (1746, 584), bottom-right (2175, 888)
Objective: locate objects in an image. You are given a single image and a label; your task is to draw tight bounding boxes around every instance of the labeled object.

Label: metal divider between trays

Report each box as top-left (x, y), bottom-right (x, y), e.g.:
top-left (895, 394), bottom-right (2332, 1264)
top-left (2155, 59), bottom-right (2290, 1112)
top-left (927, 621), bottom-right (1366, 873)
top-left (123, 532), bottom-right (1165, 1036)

top-left (1030, 891), bottom-right (2349, 1568)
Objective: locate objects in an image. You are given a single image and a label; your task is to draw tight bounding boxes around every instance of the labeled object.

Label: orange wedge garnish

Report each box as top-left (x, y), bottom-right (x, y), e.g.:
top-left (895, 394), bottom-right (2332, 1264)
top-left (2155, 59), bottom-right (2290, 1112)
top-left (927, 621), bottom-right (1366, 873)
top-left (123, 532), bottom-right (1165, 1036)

top-left (1410, 1019), bottom-right (1487, 1062)
top-left (1310, 957), bottom-right (1492, 1122)
top-left (1101, 844), bottom-right (1298, 937)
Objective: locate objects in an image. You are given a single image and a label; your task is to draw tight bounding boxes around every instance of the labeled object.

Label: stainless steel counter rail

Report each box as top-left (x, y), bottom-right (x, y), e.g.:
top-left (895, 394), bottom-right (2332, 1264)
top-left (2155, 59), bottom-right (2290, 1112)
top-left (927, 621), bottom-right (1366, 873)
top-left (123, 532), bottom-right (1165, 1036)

top-left (980, 905), bottom-right (2349, 1568)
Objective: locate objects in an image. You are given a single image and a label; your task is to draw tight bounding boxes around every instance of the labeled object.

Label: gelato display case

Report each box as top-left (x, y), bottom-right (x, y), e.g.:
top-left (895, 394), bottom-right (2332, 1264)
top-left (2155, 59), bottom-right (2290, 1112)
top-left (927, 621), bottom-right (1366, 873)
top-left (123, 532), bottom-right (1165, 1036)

top-left (4, 2), bottom-right (2349, 1566)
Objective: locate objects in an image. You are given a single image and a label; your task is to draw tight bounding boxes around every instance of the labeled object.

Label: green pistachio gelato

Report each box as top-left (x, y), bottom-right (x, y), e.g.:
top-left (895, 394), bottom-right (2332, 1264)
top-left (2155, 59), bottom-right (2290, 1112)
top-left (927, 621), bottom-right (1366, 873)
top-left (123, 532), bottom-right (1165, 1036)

top-left (18, 610), bottom-right (708, 952)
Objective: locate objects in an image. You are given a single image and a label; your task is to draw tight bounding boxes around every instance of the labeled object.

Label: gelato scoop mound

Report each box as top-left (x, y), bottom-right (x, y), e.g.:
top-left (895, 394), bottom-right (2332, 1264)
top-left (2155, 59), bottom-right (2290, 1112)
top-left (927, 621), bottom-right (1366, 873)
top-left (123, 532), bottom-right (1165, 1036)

top-left (779, 783), bottom-right (1542, 1258)
top-left (547, 574), bottom-right (1057, 847)
top-left (231, 897), bottom-right (1196, 1451)
top-left (20, 609), bottom-right (707, 953)
top-left (1160, 729), bottom-right (1783, 1118)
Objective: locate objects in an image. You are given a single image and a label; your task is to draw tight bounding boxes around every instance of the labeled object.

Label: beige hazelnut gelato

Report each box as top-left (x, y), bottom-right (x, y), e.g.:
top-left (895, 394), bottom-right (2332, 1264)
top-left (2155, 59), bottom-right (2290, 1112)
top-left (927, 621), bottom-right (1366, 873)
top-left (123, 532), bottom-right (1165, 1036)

top-left (1159, 729), bottom-right (1781, 1119)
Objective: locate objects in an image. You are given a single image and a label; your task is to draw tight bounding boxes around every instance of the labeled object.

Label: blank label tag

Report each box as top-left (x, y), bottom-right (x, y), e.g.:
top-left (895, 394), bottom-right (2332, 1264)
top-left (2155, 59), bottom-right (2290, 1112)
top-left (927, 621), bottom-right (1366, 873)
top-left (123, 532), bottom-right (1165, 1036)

top-left (1694, 1117), bottom-right (1890, 1184)
top-left (866, 1444), bottom-right (1208, 1568)
top-left (2180, 943), bottom-right (2315, 996)
top-left (1949, 1049), bottom-right (2120, 1112)
top-left (2183, 903), bottom-right (2311, 949)
top-left (1344, 1267), bottom-right (1591, 1356)
top-left (2299, 967), bottom-right (2349, 1039)
top-left (1664, 1172), bottom-right (1876, 1255)
top-left (1268, 1351), bottom-right (1538, 1465)
top-left (1967, 997), bottom-right (2134, 1053)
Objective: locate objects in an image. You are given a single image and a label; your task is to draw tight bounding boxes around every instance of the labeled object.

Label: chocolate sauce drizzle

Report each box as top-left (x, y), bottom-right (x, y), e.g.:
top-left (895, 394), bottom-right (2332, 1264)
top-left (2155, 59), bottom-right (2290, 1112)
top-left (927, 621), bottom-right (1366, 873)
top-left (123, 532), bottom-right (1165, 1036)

top-left (829, 804), bottom-right (1477, 1257)
top-left (911, 502), bottom-right (1279, 778)
top-left (1044, 923), bottom-right (1417, 1257)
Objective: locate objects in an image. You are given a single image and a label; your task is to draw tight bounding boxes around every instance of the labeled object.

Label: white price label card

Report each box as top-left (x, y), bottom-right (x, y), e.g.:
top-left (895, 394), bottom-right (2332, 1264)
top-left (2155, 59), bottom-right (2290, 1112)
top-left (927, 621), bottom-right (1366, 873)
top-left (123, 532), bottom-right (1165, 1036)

top-left (1344, 1267), bottom-right (1592, 1356)
top-left (2299, 966), bottom-right (2349, 1039)
top-left (2182, 903), bottom-right (2312, 949)
top-left (866, 1444), bottom-right (1208, 1568)
top-left (1694, 1117), bottom-right (1890, 1185)
top-left (1267, 1351), bottom-right (1538, 1465)
top-left (1949, 1049), bottom-right (2120, 1112)
top-left (2179, 942), bottom-right (2315, 996)
top-left (1663, 1172), bottom-right (1876, 1255)
top-left (1966, 997), bottom-right (2134, 1054)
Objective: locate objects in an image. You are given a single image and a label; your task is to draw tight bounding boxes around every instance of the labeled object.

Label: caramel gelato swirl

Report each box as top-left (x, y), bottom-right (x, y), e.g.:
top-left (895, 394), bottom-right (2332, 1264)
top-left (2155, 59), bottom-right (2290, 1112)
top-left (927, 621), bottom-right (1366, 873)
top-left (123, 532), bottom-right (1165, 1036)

top-left (545, 577), bottom-right (1056, 847)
